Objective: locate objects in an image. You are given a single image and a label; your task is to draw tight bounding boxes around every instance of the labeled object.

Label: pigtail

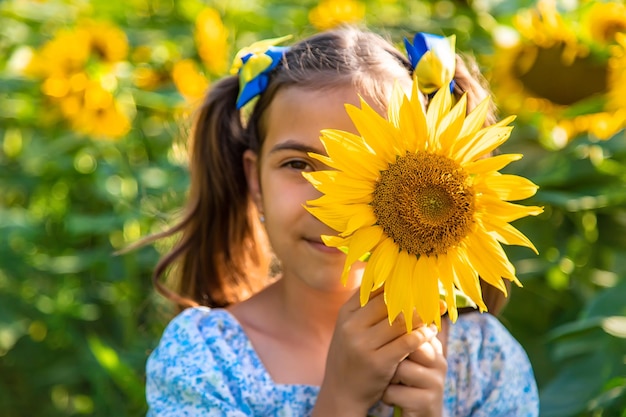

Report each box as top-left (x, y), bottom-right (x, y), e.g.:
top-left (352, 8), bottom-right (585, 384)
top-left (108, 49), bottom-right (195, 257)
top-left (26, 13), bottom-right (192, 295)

top-left (152, 76), bottom-right (270, 310)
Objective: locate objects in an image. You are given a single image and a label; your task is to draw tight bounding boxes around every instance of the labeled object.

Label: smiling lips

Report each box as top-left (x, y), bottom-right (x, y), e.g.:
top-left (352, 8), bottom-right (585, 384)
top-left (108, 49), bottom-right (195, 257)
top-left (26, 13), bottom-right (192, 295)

top-left (305, 238), bottom-right (343, 254)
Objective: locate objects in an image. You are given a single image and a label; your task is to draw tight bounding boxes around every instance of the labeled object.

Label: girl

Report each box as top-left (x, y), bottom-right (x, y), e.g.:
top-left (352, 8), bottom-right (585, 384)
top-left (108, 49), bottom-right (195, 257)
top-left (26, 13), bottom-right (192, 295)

top-left (145, 27), bottom-right (539, 416)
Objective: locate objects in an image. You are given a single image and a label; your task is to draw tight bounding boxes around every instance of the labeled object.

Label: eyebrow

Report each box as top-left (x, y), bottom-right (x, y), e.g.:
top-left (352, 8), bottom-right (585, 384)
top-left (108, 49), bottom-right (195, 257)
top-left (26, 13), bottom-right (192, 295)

top-left (267, 139), bottom-right (326, 156)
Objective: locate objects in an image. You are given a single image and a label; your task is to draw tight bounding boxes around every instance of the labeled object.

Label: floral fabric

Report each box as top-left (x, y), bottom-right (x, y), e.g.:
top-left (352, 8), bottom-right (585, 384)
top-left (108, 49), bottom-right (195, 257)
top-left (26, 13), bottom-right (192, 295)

top-left (146, 307), bottom-right (538, 417)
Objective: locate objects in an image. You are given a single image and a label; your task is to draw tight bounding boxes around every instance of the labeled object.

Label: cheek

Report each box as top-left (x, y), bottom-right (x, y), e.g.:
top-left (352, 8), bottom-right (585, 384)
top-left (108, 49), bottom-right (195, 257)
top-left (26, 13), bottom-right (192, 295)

top-left (261, 178), bottom-right (316, 223)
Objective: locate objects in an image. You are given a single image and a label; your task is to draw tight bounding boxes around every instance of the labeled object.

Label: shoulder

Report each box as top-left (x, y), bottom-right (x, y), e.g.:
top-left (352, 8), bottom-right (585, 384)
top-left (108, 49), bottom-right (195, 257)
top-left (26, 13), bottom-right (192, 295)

top-left (449, 311), bottom-right (525, 358)
top-left (448, 312), bottom-right (534, 377)
top-left (146, 307), bottom-right (317, 416)
top-left (148, 307), bottom-right (236, 361)
top-left (444, 312), bottom-right (539, 417)
top-left (147, 306), bottom-right (252, 375)
top-left (146, 307), bottom-right (253, 408)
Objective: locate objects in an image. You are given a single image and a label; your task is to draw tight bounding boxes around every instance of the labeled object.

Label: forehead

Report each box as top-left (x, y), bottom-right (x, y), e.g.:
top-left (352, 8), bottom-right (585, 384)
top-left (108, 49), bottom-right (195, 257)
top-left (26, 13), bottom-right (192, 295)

top-left (260, 85), bottom-right (387, 150)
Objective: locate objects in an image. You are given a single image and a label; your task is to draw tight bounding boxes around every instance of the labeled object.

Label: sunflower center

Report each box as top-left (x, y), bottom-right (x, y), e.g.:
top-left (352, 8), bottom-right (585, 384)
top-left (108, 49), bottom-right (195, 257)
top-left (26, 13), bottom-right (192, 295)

top-left (514, 44), bottom-right (607, 105)
top-left (372, 152), bottom-right (475, 257)
top-left (416, 187), bottom-right (454, 224)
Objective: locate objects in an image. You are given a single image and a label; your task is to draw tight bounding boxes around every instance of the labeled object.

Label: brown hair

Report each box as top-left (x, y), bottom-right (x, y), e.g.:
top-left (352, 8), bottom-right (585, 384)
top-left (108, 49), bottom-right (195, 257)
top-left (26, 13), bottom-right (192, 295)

top-left (149, 27), bottom-right (509, 315)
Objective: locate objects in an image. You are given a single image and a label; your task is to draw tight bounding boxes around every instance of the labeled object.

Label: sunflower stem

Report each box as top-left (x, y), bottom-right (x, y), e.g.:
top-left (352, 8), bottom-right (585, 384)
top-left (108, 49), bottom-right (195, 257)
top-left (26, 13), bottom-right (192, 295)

top-left (393, 405), bottom-right (402, 417)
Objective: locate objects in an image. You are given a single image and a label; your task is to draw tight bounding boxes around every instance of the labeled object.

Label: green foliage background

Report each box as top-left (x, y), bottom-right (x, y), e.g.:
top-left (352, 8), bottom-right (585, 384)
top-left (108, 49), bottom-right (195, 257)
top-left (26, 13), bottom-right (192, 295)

top-left (1, 0), bottom-right (625, 416)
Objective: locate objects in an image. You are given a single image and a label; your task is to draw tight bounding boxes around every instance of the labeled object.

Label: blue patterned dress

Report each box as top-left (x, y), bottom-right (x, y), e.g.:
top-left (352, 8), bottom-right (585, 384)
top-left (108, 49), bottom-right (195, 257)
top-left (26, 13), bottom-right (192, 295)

top-left (146, 307), bottom-right (538, 417)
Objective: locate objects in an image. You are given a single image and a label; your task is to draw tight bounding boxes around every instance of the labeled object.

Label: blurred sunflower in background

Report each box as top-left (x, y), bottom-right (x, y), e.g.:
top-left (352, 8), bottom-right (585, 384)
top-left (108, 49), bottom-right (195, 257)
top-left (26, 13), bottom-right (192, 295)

top-left (489, 0), bottom-right (626, 147)
top-left (24, 20), bottom-right (133, 139)
top-left (309, 0), bottom-right (365, 30)
top-left (170, 6), bottom-right (231, 103)
top-left (194, 7), bottom-right (229, 76)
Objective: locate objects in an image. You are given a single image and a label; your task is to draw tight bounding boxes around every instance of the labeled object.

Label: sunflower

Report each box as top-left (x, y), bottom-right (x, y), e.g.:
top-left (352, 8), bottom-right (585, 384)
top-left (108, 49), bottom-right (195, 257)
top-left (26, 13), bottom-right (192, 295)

top-left (172, 59), bottom-right (210, 102)
top-left (195, 7), bottom-right (229, 75)
top-left (490, 0), bottom-right (626, 143)
top-left (309, 0), bottom-right (365, 30)
top-left (82, 20), bottom-right (129, 63)
top-left (304, 81), bottom-right (543, 331)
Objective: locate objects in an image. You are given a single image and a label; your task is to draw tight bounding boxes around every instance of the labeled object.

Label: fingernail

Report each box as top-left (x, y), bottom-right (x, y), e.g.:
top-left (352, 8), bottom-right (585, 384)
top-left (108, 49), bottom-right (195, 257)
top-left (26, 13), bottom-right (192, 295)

top-left (421, 325), bottom-right (436, 338)
top-left (429, 324), bottom-right (439, 334)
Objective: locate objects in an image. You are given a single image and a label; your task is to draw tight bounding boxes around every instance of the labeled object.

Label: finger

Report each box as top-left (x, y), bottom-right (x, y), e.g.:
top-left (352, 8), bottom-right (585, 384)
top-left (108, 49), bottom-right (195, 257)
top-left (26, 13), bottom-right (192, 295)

top-left (382, 384), bottom-right (441, 416)
top-left (409, 343), bottom-right (435, 366)
top-left (430, 332), bottom-right (444, 355)
top-left (390, 358), bottom-right (435, 388)
top-left (364, 312), bottom-right (413, 350)
top-left (405, 325), bottom-right (439, 363)
top-left (382, 383), bottom-right (417, 406)
top-left (342, 287), bottom-right (364, 312)
top-left (345, 290), bottom-right (390, 326)
top-left (407, 335), bottom-right (447, 371)
top-left (388, 356), bottom-right (447, 393)
top-left (343, 284), bottom-right (385, 309)
top-left (377, 324), bottom-right (438, 364)
top-left (382, 384), bottom-right (439, 408)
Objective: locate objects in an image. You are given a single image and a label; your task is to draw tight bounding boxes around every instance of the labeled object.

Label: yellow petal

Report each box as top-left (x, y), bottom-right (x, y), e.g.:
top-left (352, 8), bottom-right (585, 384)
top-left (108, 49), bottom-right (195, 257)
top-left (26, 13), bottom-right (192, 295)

top-left (477, 229), bottom-right (518, 281)
top-left (459, 95), bottom-right (490, 135)
top-left (305, 203), bottom-right (375, 235)
top-left (321, 234), bottom-right (347, 248)
top-left (481, 216), bottom-right (539, 254)
top-left (425, 88), bottom-right (452, 151)
top-left (340, 226), bottom-right (384, 285)
top-left (457, 117), bottom-right (516, 164)
top-left (316, 130), bottom-right (386, 179)
top-left (306, 191), bottom-right (371, 207)
top-left (476, 194), bottom-right (544, 222)
top-left (405, 78), bottom-right (428, 152)
top-left (371, 237), bottom-right (398, 291)
top-left (304, 171), bottom-right (374, 202)
top-left (412, 255), bottom-right (441, 330)
top-left (434, 253), bottom-right (458, 323)
top-left (462, 234), bottom-right (508, 295)
top-left (342, 206), bottom-right (378, 237)
top-left (397, 94), bottom-right (420, 153)
top-left (387, 82), bottom-right (405, 130)
top-left (464, 153), bottom-right (523, 175)
top-left (360, 258), bottom-right (378, 307)
top-left (464, 229), bottom-right (522, 292)
top-left (345, 102), bottom-right (398, 163)
top-left (475, 173), bottom-right (539, 201)
top-left (438, 94), bottom-right (467, 154)
top-left (448, 246), bottom-right (487, 312)
top-left (385, 250), bottom-right (417, 331)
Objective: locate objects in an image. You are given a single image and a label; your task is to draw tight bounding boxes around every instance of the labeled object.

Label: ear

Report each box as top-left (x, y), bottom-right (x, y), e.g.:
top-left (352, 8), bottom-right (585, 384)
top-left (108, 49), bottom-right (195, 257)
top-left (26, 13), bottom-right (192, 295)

top-left (243, 149), bottom-right (263, 213)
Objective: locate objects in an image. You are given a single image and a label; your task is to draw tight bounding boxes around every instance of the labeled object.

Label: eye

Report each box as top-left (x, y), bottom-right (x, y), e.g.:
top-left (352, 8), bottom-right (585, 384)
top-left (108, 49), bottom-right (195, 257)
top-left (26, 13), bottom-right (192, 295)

top-left (283, 159), bottom-right (313, 172)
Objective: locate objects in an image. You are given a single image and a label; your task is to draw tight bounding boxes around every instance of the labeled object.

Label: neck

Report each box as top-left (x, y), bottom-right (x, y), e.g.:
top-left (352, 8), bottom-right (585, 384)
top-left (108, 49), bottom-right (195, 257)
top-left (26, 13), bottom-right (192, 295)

top-left (275, 275), bottom-right (359, 343)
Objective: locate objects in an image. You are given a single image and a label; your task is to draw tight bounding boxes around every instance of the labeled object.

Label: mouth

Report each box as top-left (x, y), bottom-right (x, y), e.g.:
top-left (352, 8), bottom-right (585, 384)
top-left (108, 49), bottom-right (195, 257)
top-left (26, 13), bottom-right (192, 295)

top-left (304, 237), bottom-right (343, 254)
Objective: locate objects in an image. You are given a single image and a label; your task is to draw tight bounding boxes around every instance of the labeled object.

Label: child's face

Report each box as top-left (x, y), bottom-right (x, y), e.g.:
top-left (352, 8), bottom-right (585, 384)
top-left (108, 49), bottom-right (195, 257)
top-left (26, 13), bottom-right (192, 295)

top-left (244, 85), bottom-right (385, 293)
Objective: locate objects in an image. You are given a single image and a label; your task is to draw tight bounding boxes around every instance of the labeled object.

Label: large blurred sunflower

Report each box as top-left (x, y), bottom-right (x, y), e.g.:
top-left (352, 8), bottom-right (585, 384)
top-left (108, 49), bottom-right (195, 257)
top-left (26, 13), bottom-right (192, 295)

top-left (304, 81), bottom-right (543, 331)
top-left (490, 0), bottom-right (626, 144)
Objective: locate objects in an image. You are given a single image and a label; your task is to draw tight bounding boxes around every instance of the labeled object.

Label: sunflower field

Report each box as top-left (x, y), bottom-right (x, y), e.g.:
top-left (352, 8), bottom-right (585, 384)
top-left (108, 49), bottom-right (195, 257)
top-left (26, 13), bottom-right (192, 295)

top-left (0, 0), bottom-right (625, 416)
